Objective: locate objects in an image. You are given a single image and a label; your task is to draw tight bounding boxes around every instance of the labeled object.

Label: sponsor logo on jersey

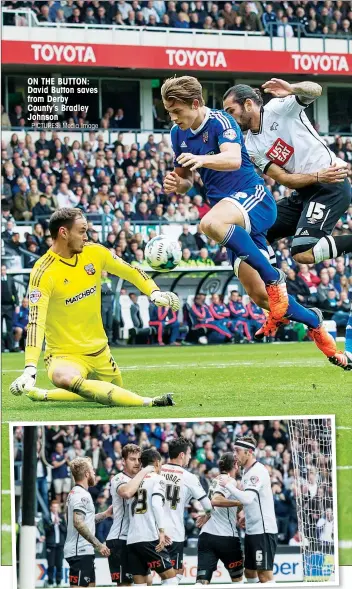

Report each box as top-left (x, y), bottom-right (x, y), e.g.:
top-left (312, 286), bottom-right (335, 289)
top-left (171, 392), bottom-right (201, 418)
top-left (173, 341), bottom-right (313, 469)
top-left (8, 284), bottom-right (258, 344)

top-left (223, 128), bottom-right (237, 140)
top-left (29, 289), bottom-right (42, 304)
top-left (65, 285), bottom-right (97, 305)
top-left (84, 577), bottom-right (91, 584)
top-left (180, 141), bottom-right (187, 148)
top-left (250, 475), bottom-right (259, 485)
top-left (202, 131), bottom-right (208, 143)
top-left (84, 263), bottom-right (96, 275)
top-left (270, 122), bottom-right (279, 131)
top-left (266, 138), bottom-right (294, 166)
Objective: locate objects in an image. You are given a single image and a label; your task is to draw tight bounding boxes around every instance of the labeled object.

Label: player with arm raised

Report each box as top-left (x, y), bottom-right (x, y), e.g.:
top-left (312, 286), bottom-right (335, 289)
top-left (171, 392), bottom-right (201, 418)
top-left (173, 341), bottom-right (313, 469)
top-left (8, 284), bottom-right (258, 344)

top-left (219, 437), bottom-right (278, 584)
top-left (195, 452), bottom-right (243, 585)
top-left (106, 444), bottom-right (154, 586)
top-left (223, 80), bottom-right (351, 361)
top-left (162, 76), bottom-right (338, 363)
top-left (127, 449), bottom-right (177, 585)
top-left (9, 208), bottom-right (178, 407)
top-left (64, 457), bottom-right (111, 588)
top-left (161, 437), bottom-right (213, 583)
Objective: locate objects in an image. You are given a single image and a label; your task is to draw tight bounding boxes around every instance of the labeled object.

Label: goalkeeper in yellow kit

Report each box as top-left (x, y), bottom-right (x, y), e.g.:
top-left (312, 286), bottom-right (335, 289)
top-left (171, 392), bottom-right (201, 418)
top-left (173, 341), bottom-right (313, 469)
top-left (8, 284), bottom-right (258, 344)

top-left (10, 208), bottom-right (180, 407)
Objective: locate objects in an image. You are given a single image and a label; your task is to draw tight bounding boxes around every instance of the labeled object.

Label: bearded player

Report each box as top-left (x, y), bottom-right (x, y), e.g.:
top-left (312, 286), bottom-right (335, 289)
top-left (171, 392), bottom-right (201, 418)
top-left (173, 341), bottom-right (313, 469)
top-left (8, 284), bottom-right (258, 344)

top-left (223, 79), bottom-right (351, 363)
top-left (10, 208), bottom-right (179, 407)
top-left (162, 75), bottom-right (338, 363)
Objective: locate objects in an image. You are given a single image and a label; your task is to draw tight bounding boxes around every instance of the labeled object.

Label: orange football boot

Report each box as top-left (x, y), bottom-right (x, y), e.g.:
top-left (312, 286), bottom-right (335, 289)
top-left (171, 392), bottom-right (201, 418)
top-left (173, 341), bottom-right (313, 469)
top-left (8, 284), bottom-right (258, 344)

top-left (265, 269), bottom-right (289, 320)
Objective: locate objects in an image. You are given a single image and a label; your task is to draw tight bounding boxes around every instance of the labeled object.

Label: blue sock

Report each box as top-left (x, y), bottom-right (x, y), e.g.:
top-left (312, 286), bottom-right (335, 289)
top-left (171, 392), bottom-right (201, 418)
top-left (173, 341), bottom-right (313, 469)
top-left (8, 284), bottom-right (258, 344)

top-left (286, 296), bottom-right (319, 329)
top-left (222, 225), bottom-right (279, 283)
top-left (345, 307), bottom-right (352, 353)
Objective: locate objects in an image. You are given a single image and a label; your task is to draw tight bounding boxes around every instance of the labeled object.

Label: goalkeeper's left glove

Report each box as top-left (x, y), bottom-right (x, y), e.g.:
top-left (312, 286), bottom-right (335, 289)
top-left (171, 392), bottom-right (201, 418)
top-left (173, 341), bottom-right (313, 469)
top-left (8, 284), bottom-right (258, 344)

top-left (150, 290), bottom-right (180, 311)
top-left (10, 365), bottom-right (37, 396)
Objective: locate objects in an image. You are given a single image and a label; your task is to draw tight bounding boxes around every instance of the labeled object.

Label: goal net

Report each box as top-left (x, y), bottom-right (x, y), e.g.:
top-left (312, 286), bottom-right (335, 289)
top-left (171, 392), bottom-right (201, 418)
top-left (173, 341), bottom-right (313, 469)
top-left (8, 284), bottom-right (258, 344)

top-left (287, 418), bottom-right (337, 582)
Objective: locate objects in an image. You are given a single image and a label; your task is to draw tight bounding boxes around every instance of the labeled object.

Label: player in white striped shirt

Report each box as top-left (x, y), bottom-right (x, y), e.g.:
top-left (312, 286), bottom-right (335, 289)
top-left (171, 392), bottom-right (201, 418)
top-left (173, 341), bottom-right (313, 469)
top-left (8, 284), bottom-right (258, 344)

top-left (196, 452), bottom-right (244, 584)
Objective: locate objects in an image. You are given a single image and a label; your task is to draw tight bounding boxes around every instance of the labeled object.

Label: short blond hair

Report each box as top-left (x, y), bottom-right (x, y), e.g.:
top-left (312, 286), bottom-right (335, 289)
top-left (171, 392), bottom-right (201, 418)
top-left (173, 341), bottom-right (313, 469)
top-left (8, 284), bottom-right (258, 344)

top-left (161, 76), bottom-right (204, 107)
top-left (70, 457), bottom-right (92, 482)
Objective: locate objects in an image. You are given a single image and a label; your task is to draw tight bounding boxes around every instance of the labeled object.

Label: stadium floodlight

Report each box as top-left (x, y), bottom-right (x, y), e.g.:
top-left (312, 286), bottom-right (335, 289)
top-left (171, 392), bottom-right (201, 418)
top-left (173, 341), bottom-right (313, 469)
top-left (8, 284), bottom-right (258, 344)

top-left (287, 418), bottom-right (338, 583)
top-left (19, 426), bottom-right (37, 589)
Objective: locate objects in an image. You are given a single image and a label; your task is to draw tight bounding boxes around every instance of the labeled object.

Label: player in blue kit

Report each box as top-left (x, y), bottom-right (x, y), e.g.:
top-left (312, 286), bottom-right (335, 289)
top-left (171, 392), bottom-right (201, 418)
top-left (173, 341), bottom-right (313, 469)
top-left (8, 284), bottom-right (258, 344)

top-left (162, 76), bottom-right (338, 360)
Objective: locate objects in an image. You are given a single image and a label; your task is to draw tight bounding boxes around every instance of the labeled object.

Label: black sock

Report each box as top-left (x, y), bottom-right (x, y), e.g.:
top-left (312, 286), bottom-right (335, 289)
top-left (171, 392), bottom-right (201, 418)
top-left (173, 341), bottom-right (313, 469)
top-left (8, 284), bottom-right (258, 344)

top-left (334, 235), bottom-right (352, 256)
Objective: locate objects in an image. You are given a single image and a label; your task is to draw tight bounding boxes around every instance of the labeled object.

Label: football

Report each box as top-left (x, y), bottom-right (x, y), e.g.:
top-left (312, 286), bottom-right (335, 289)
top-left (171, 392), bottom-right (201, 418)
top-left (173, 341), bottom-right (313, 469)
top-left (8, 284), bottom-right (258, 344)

top-left (145, 235), bottom-right (182, 271)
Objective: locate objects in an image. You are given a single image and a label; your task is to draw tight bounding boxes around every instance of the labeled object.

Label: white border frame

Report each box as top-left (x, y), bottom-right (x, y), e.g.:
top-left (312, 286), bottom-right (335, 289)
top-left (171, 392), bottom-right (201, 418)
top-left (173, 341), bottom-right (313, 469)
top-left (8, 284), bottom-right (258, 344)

top-left (10, 414), bottom-right (339, 588)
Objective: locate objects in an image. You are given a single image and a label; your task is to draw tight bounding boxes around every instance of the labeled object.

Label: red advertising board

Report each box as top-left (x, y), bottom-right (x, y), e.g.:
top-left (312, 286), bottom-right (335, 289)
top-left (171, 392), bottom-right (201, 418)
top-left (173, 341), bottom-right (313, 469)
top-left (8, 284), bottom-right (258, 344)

top-left (2, 40), bottom-right (351, 75)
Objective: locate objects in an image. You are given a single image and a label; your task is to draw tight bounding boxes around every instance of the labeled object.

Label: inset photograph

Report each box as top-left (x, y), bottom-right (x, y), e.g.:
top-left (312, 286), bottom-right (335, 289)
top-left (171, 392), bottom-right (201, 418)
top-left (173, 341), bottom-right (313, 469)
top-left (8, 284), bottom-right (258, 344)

top-left (11, 416), bottom-right (338, 587)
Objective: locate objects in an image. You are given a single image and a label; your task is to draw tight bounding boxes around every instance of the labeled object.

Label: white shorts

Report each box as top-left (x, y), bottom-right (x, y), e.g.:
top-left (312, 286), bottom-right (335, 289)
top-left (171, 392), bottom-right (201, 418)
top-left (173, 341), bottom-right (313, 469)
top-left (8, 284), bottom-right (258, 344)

top-left (53, 477), bottom-right (72, 494)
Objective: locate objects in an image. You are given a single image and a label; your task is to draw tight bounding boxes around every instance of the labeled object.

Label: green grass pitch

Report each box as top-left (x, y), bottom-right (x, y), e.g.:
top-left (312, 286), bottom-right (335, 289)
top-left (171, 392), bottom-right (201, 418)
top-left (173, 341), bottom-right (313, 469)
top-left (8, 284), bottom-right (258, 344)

top-left (1, 342), bottom-right (352, 566)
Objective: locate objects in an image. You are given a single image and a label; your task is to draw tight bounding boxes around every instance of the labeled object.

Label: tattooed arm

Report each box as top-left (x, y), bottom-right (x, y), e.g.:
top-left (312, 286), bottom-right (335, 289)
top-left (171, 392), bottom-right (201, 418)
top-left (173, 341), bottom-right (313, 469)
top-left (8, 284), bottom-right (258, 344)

top-left (73, 511), bottom-right (110, 556)
top-left (290, 81), bottom-right (322, 104)
top-left (262, 78), bottom-right (322, 104)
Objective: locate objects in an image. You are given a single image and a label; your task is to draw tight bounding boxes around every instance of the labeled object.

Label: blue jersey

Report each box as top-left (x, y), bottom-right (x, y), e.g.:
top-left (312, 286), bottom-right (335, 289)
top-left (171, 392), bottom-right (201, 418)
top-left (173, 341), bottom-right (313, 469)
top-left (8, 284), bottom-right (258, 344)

top-left (171, 108), bottom-right (264, 202)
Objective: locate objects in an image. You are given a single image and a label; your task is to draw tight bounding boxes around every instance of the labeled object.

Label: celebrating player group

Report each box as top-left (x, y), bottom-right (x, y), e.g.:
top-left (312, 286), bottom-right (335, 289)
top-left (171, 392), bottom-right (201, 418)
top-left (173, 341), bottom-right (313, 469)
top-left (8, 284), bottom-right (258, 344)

top-left (64, 436), bottom-right (277, 587)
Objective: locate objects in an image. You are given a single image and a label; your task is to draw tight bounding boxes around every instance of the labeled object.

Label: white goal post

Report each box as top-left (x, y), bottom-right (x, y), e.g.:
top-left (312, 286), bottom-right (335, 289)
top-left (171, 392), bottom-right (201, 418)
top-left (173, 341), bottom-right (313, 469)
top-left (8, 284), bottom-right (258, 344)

top-left (287, 417), bottom-right (338, 583)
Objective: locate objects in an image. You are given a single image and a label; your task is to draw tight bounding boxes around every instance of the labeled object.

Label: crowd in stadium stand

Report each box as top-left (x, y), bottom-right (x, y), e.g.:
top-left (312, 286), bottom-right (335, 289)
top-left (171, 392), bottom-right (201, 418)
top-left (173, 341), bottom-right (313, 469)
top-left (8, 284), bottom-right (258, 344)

top-left (1, 129), bottom-right (351, 350)
top-left (3, 0), bottom-right (352, 36)
top-left (13, 420), bottom-right (335, 550)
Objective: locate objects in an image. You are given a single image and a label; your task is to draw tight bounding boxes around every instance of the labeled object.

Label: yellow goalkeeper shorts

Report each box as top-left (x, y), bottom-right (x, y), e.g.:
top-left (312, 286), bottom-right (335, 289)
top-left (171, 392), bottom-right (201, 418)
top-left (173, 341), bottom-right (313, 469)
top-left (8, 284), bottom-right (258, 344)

top-left (44, 345), bottom-right (123, 386)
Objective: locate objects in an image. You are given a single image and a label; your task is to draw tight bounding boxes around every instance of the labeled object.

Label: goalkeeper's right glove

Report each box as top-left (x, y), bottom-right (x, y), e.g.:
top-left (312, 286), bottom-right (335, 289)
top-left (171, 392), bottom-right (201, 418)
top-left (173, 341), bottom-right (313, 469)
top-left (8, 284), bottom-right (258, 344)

top-left (150, 290), bottom-right (180, 311)
top-left (10, 365), bottom-right (37, 396)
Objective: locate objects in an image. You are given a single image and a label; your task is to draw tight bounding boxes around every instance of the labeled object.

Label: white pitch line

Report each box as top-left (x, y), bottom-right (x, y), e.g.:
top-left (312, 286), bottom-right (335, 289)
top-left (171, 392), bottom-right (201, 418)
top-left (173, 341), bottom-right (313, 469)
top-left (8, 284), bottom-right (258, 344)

top-left (337, 466), bottom-right (352, 470)
top-left (339, 541), bottom-right (352, 548)
top-left (4, 359), bottom-right (329, 374)
top-left (1, 524), bottom-right (11, 532)
top-left (337, 426), bottom-right (352, 430)
top-left (1, 490), bottom-right (11, 495)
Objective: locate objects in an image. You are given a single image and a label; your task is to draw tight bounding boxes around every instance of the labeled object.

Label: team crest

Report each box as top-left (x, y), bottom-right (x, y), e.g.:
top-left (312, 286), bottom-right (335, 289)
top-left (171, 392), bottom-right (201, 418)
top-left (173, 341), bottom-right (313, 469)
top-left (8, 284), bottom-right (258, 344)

top-left (250, 475), bottom-right (259, 485)
top-left (84, 263), bottom-right (96, 275)
top-left (202, 131), bottom-right (208, 143)
top-left (29, 289), bottom-right (41, 304)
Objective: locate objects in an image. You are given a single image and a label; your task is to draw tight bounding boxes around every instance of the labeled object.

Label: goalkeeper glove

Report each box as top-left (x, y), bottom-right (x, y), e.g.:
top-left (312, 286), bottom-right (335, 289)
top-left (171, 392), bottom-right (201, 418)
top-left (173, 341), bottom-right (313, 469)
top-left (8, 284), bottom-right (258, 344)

top-left (10, 365), bottom-right (37, 396)
top-left (150, 290), bottom-right (180, 311)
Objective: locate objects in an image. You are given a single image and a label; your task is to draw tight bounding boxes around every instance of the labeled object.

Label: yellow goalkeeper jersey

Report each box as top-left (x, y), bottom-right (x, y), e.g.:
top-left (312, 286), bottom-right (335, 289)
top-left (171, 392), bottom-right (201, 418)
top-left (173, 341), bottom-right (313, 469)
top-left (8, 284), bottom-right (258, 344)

top-left (25, 244), bottom-right (158, 366)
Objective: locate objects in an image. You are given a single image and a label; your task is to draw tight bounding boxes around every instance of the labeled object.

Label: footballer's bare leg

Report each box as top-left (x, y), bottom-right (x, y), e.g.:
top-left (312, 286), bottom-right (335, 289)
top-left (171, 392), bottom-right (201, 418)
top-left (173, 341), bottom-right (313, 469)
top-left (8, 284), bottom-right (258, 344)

top-left (133, 574), bottom-right (148, 585)
top-left (26, 360), bottom-right (174, 407)
top-left (257, 569), bottom-right (274, 583)
top-left (245, 568), bottom-right (259, 582)
top-left (238, 262), bottom-right (269, 311)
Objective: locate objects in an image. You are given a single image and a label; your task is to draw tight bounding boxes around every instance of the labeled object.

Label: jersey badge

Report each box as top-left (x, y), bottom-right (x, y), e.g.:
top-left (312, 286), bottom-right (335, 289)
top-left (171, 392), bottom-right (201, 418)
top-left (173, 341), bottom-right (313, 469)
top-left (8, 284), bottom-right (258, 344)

top-left (266, 138), bottom-right (294, 166)
top-left (202, 131), bottom-right (209, 143)
top-left (29, 289), bottom-right (41, 305)
top-left (180, 141), bottom-right (187, 148)
top-left (223, 128), bottom-right (237, 140)
top-left (250, 475), bottom-right (259, 485)
top-left (84, 263), bottom-right (96, 275)
top-left (64, 278), bottom-right (69, 284)
top-left (270, 122), bottom-right (279, 131)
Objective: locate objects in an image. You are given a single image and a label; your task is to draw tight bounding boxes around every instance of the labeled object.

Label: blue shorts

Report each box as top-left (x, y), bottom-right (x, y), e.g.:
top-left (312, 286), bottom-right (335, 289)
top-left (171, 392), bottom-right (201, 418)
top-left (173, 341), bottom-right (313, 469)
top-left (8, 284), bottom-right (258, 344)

top-left (209, 185), bottom-right (277, 271)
